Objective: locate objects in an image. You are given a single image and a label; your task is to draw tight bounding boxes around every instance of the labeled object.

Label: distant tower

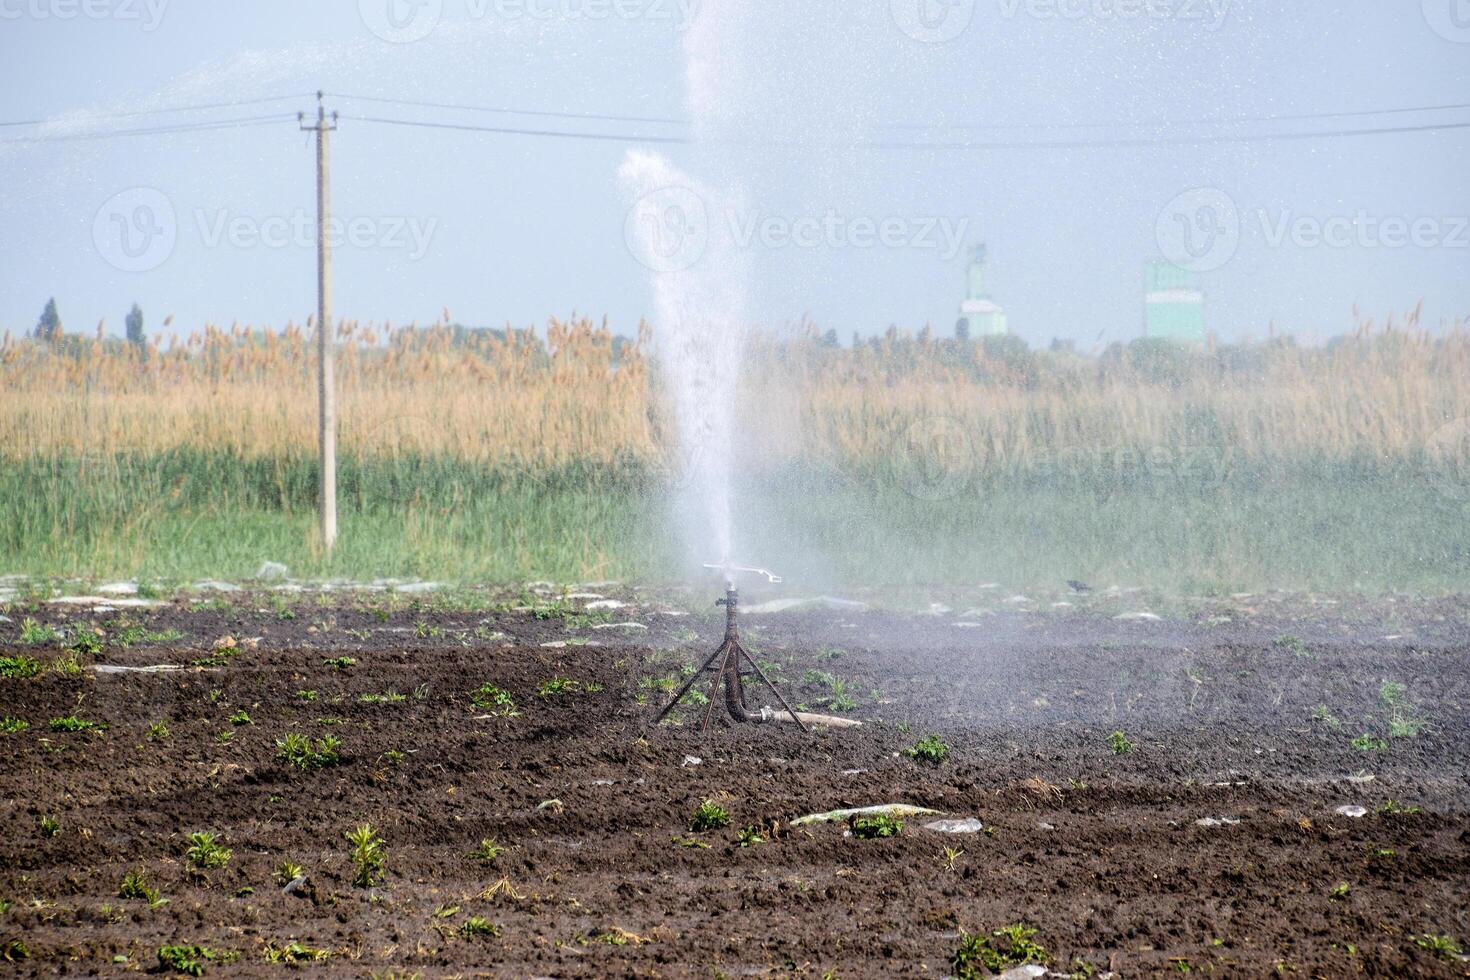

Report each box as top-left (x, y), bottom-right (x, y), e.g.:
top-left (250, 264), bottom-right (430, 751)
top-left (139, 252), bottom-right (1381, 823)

top-left (958, 244), bottom-right (1008, 337)
top-left (1144, 262), bottom-right (1206, 342)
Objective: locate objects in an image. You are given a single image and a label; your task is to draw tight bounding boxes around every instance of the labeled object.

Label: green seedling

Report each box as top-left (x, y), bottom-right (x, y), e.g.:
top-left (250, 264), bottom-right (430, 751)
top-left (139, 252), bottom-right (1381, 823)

top-left (469, 683), bottom-right (520, 717)
top-left (359, 692), bottom-right (407, 705)
top-left (470, 838), bottom-right (505, 862)
top-left (459, 917), bottom-right (500, 938)
top-left (68, 628), bottom-right (104, 656)
top-left (1379, 681), bottom-right (1424, 739)
top-left (537, 676), bottom-right (578, 697)
top-left (228, 710), bottom-right (252, 726)
top-left (346, 824), bottom-right (386, 887)
top-left (262, 940), bottom-right (329, 964)
top-left (275, 733), bottom-right (343, 770)
top-left (185, 831), bottom-right (232, 870)
top-left (1351, 733), bottom-right (1389, 752)
top-left (39, 815), bottom-right (59, 838)
top-left (852, 814), bottom-right (903, 839)
top-left (1311, 705), bottom-right (1342, 730)
top-left (51, 651), bottom-right (85, 675)
top-left (1329, 882), bottom-right (1350, 901)
top-left (275, 862), bottom-right (306, 885)
top-left (2, 940), bottom-right (27, 962)
top-left (940, 846), bottom-right (964, 872)
top-left (951, 924), bottom-right (1050, 979)
top-left (18, 619), bottom-right (60, 645)
top-left (0, 655), bottom-right (43, 678)
top-left (689, 800), bottom-right (731, 832)
top-left (735, 826), bottom-right (767, 847)
top-left (297, 689), bottom-right (318, 702)
top-left (146, 722), bottom-right (170, 740)
top-left (1378, 799), bottom-right (1421, 816)
top-left (48, 715), bottom-right (106, 733)
top-left (157, 945), bottom-right (232, 976)
top-left (1108, 730), bottom-right (1137, 755)
top-left (322, 657), bottom-right (356, 669)
top-left (1413, 934), bottom-right (1463, 962)
top-left (119, 870), bottom-right (168, 906)
top-left (906, 734), bottom-right (951, 764)
top-left (0, 717), bottom-right (28, 733)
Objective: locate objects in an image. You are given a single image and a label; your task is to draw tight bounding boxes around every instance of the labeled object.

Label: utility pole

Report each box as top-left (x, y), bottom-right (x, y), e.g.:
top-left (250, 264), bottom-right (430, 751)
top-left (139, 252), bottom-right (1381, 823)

top-left (301, 93), bottom-right (339, 552)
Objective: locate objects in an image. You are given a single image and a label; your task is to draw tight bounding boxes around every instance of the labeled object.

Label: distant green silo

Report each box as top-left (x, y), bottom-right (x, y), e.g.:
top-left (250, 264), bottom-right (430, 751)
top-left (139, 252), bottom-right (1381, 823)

top-left (1144, 262), bottom-right (1206, 342)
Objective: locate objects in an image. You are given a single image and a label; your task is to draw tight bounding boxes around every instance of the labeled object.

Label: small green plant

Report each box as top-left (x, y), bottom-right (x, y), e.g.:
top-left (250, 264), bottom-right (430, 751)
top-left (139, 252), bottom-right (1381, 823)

top-left (381, 749), bottom-right (406, 765)
top-left (39, 815), bottom-right (60, 837)
top-left (19, 618), bottom-right (60, 645)
top-left (228, 710), bottom-right (252, 726)
top-left (951, 924), bottom-right (1050, 978)
top-left (1413, 934), bottom-right (1463, 961)
top-left (735, 826), bottom-right (767, 847)
top-left (146, 721), bottom-right (170, 740)
top-left (1108, 730), bottom-right (1137, 755)
top-left (275, 733), bottom-right (343, 770)
top-left (689, 800), bottom-right (731, 832)
top-left (119, 870), bottom-right (168, 906)
top-left (51, 651), bottom-right (85, 675)
top-left (1378, 799), bottom-right (1422, 816)
top-left (1351, 732), bottom-right (1389, 752)
top-left (459, 916), bottom-right (500, 938)
top-left (297, 689), bottom-right (318, 702)
top-left (2, 939), bottom-right (27, 962)
top-left (1379, 681), bottom-right (1424, 739)
top-left (359, 692), bottom-right (407, 705)
top-left (906, 734), bottom-right (951, 764)
top-left (851, 814), bottom-right (903, 839)
top-left (0, 716), bottom-right (28, 734)
top-left (185, 831), bottom-right (232, 870)
top-left (1273, 635), bottom-right (1310, 657)
top-left (262, 940), bottom-right (330, 964)
top-left (469, 683), bottom-right (520, 717)
top-left (48, 715), bottom-right (106, 733)
top-left (68, 628), bottom-right (104, 656)
top-left (275, 862), bottom-right (305, 885)
top-left (322, 656), bottom-right (356, 669)
top-left (470, 838), bottom-right (505, 862)
top-left (940, 845), bottom-right (964, 872)
top-left (346, 823), bottom-right (386, 887)
top-left (157, 944), bottom-right (231, 976)
top-left (537, 676), bottom-right (578, 697)
top-left (1329, 882), bottom-right (1350, 901)
top-left (0, 655), bottom-right (43, 678)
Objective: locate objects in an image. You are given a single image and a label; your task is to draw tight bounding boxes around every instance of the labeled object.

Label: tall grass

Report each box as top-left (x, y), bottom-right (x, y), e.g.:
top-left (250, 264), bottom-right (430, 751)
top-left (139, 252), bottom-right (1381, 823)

top-left (1, 310), bottom-right (1466, 589)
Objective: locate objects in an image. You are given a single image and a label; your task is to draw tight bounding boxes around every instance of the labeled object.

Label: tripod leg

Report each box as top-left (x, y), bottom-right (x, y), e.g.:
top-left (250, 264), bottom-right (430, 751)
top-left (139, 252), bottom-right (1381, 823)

top-left (654, 641), bottom-right (731, 725)
top-left (698, 663), bottom-right (723, 731)
top-left (738, 645), bottom-right (807, 731)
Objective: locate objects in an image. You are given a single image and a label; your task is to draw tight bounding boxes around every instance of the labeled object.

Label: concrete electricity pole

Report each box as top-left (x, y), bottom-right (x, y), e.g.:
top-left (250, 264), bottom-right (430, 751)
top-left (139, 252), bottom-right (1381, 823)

top-left (301, 93), bottom-right (339, 552)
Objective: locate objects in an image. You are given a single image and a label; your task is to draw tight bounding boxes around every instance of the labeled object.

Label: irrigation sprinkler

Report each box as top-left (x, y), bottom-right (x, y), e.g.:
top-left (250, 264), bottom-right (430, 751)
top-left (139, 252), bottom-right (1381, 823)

top-left (654, 565), bottom-right (806, 732)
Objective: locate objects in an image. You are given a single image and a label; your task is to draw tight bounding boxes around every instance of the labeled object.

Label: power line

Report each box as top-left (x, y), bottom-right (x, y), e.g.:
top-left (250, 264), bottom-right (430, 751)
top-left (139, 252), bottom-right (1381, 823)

top-left (0, 113), bottom-right (299, 145)
top-left (344, 111), bottom-right (1470, 149)
top-left (330, 91), bottom-right (682, 127)
top-left (330, 90), bottom-right (1470, 134)
top-left (0, 94), bottom-right (312, 130)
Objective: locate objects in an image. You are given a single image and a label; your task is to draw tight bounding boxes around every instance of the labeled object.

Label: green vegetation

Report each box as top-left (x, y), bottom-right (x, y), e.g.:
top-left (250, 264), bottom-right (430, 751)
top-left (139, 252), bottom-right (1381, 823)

top-left (0, 655), bottom-right (43, 679)
top-left (1108, 730), bottom-right (1137, 755)
top-left (0, 717), bottom-right (28, 734)
top-left (536, 676), bottom-right (578, 697)
top-left (146, 721), bottom-right (170, 740)
top-left (119, 870), bottom-right (168, 907)
top-left (228, 710), bottom-right (252, 726)
top-left (951, 924), bottom-right (1050, 978)
top-left (322, 656), bottom-right (356, 669)
top-left (459, 917), bottom-right (500, 938)
top-left (735, 826), bottom-right (767, 848)
top-left (275, 733), bottom-right (343, 770)
top-left (18, 618), bottom-right (60, 645)
top-left (1413, 934), bottom-right (1463, 962)
top-left (275, 862), bottom-right (306, 885)
top-left (346, 823), bottom-right (386, 887)
top-left (48, 715), bottom-right (106, 733)
top-left (1352, 732), bottom-right (1389, 752)
top-left (262, 940), bottom-right (330, 964)
top-left (852, 814), bottom-right (903, 839)
top-left (469, 838), bottom-right (505, 862)
top-left (469, 683), bottom-right (520, 716)
top-left (905, 734), bottom-right (951, 764)
top-left (185, 831), bottom-right (232, 870)
top-left (157, 944), bottom-right (234, 976)
top-left (689, 800), bottom-right (731, 832)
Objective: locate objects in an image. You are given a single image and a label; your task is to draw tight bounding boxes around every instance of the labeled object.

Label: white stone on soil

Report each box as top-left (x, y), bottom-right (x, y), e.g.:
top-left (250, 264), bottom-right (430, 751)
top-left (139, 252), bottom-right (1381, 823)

top-left (922, 818), bottom-right (985, 834)
top-left (1334, 805), bottom-right (1369, 818)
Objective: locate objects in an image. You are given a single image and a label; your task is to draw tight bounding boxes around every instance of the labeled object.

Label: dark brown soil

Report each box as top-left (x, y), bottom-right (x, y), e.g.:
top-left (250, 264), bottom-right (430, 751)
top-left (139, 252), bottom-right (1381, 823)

top-left (2, 586), bottom-right (1468, 978)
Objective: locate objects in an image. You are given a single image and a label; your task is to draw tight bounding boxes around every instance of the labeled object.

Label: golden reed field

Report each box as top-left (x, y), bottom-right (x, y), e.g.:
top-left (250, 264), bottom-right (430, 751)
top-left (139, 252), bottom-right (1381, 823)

top-left (2, 306), bottom-right (1467, 474)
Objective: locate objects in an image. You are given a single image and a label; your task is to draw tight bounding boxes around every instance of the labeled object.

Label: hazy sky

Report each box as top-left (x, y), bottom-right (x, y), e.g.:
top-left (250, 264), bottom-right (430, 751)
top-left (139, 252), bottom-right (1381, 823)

top-left (1, 1), bottom-right (1467, 346)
